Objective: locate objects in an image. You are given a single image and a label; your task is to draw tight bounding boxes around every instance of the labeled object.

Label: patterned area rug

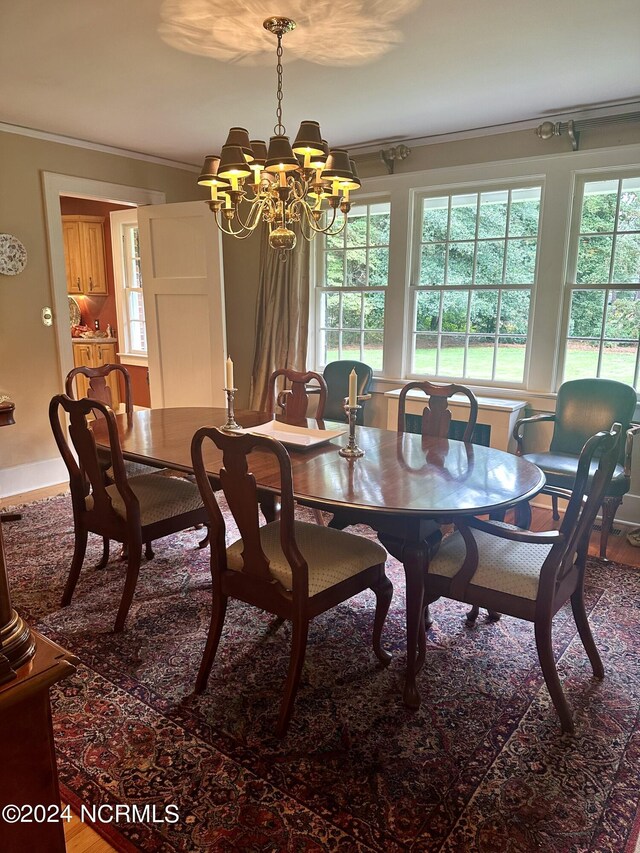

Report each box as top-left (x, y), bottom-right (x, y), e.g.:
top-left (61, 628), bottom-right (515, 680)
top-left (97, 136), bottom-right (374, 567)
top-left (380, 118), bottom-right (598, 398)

top-left (3, 493), bottom-right (640, 852)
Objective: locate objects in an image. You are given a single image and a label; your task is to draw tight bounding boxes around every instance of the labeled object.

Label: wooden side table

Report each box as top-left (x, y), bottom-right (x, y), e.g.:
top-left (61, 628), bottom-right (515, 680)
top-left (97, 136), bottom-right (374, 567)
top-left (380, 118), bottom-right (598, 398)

top-left (0, 402), bottom-right (32, 681)
top-left (0, 400), bottom-right (77, 851)
top-left (0, 401), bottom-right (21, 522)
top-left (0, 631), bottom-right (77, 852)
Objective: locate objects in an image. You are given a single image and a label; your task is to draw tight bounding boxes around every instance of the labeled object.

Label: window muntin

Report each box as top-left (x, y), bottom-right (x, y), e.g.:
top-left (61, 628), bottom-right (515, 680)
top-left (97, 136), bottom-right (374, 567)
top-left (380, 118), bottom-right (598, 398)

top-left (563, 176), bottom-right (640, 387)
top-left (411, 185), bottom-right (541, 384)
top-left (121, 223), bottom-right (147, 355)
top-left (317, 200), bottom-right (389, 370)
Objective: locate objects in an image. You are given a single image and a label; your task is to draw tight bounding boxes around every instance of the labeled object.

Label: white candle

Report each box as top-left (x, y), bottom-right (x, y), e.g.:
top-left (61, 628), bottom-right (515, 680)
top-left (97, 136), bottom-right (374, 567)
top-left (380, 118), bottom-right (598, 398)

top-left (226, 356), bottom-right (234, 390)
top-left (348, 368), bottom-right (357, 408)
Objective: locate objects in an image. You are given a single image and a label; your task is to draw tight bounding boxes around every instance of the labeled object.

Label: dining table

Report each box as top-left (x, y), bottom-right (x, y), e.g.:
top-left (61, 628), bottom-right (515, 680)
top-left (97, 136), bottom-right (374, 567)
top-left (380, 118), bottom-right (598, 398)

top-left (91, 406), bottom-right (546, 709)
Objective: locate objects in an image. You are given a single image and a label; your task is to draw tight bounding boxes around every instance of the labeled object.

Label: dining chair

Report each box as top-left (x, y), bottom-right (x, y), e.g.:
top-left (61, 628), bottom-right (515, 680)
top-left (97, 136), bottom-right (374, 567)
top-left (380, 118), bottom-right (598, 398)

top-left (65, 363), bottom-right (159, 480)
top-left (267, 368), bottom-right (327, 422)
top-left (191, 426), bottom-right (393, 736)
top-left (425, 423), bottom-right (621, 733)
top-left (513, 378), bottom-right (638, 558)
top-left (322, 360), bottom-right (373, 425)
top-left (49, 394), bottom-right (208, 631)
top-left (397, 380), bottom-right (478, 440)
top-left (397, 380), bottom-right (491, 623)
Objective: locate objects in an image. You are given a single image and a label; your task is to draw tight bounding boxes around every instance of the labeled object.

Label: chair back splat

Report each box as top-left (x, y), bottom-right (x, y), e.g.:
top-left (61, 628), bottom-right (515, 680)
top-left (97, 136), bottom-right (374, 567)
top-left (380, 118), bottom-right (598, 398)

top-left (398, 380), bottom-right (478, 442)
top-left (267, 368), bottom-right (327, 423)
top-left (190, 425), bottom-right (393, 735)
top-left (65, 363), bottom-right (133, 419)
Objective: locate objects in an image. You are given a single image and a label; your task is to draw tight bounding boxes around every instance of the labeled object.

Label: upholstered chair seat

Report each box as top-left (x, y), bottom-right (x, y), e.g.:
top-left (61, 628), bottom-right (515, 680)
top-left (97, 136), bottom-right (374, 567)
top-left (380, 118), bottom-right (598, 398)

top-left (86, 474), bottom-right (203, 527)
top-left (522, 452), bottom-right (628, 496)
top-left (226, 520), bottom-right (387, 597)
top-left (429, 521), bottom-right (554, 604)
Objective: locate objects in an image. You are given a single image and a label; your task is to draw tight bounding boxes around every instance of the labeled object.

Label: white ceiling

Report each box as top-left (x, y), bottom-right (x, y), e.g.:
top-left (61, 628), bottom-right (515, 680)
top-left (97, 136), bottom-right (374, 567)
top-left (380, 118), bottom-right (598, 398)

top-left (1, 0), bottom-right (639, 167)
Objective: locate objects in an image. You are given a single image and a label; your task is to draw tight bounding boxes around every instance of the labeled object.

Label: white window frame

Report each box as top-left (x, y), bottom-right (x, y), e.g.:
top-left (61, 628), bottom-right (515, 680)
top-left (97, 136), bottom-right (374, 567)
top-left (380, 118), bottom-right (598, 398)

top-left (110, 208), bottom-right (148, 367)
top-left (407, 179), bottom-right (543, 387)
top-left (560, 168), bottom-right (640, 387)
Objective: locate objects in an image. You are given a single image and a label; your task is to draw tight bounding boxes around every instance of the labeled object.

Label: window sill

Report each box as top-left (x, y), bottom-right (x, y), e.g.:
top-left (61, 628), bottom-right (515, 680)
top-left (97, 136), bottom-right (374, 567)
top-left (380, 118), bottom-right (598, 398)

top-left (118, 353), bottom-right (148, 368)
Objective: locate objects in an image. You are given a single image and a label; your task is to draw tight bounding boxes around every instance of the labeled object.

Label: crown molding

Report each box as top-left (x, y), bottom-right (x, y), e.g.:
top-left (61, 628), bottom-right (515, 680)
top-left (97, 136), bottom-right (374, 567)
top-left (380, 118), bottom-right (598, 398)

top-left (346, 99), bottom-right (640, 156)
top-left (0, 121), bottom-right (199, 172)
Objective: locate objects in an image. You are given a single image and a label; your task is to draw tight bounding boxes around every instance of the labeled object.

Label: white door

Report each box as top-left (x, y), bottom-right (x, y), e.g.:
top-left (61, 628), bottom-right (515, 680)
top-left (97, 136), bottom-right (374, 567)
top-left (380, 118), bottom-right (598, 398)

top-left (137, 201), bottom-right (227, 408)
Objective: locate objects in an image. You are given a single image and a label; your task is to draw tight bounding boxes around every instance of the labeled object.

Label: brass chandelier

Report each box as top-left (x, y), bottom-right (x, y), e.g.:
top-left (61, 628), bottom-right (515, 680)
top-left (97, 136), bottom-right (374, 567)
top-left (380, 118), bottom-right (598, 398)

top-left (197, 16), bottom-right (360, 255)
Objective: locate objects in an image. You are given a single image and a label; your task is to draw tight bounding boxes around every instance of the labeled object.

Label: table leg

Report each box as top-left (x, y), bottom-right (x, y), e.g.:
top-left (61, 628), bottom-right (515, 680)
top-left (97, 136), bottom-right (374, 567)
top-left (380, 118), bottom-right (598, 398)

top-left (378, 531), bottom-right (428, 710)
top-left (401, 543), bottom-right (427, 709)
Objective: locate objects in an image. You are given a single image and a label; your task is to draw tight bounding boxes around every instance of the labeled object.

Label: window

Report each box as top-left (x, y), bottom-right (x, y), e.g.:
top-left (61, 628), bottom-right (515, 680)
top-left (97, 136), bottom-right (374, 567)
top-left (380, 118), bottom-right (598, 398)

top-left (563, 175), bottom-right (640, 386)
top-left (111, 209), bottom-right (147, 360)
top-left (309, 145), bottom-right (640, 397)
top-left (315, 200), bottom-right (390, 371)
top-left (409, 184), bottom-right (542, 384)
top-left (120, 223), bottom-right (146, 354)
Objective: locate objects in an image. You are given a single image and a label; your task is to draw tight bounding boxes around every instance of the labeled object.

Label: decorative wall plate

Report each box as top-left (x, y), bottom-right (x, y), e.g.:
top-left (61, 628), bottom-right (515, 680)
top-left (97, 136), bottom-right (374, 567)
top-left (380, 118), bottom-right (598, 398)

top-left (0, 234), bottom-right (27, 275)
top-left (68, 296), bottom-right (81, 326)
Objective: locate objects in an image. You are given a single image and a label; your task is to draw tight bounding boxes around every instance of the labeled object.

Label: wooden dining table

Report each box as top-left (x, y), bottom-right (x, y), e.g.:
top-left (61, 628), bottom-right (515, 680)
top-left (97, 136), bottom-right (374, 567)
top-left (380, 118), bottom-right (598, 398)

top-left (91, 407), bottom-right (545, 709)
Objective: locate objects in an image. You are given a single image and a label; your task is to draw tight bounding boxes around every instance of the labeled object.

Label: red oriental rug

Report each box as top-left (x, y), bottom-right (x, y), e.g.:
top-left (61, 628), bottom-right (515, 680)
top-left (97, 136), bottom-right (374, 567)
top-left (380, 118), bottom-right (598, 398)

top-left (3, 493), bottom-right (640, 852)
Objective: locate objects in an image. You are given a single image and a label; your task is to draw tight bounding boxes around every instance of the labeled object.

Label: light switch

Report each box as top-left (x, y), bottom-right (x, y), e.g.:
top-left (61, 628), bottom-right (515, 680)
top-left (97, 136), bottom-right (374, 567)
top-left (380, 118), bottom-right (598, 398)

top-left (42, 306), bottom-right (53, 326)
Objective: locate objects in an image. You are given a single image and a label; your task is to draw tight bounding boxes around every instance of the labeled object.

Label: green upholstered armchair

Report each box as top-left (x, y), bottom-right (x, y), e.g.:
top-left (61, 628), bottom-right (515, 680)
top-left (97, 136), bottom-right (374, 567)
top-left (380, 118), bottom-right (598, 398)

top-left (322, 360), bottom-right (373, 425)
top-left (513, 378), bottom-right (639, 558)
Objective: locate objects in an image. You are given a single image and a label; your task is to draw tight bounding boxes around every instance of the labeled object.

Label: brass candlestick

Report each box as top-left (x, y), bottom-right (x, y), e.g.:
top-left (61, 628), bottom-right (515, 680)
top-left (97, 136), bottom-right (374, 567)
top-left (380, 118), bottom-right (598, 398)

top-left (339, 404), bottom-right (365, 458)
top-left (221, 388), bottom-right (243, 432)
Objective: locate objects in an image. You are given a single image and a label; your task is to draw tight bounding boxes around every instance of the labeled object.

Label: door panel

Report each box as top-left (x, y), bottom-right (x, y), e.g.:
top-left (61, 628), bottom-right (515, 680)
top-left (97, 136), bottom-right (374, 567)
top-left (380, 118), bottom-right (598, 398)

top-left (137, 201), bottom-right (227, 408)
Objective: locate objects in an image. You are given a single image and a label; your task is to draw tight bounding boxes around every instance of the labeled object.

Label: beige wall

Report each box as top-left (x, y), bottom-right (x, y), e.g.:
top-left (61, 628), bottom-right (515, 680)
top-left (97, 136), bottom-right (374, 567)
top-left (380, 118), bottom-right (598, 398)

top-left (0, 130), bottom-right (200, 475)
top-left (221, 233), bottom-right (261, 409)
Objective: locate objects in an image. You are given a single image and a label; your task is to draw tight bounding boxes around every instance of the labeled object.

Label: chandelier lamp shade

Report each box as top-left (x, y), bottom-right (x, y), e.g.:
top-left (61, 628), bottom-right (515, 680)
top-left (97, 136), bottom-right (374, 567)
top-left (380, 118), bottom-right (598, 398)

top-left (197, 17), bottom-right (360, 255)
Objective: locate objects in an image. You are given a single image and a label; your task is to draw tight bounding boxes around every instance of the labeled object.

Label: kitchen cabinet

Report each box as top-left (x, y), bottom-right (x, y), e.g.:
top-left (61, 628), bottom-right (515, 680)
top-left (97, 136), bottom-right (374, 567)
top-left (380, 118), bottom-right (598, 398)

top-left (72, 341), bottom-right (120, 407)
top-left (62, 215), bottom-right (108, 295)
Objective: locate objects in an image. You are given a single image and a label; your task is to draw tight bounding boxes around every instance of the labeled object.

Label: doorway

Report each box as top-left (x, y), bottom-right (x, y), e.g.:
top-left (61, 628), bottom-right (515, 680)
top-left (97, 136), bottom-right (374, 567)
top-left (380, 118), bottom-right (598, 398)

top-left (42, 173), bottom-right (165, 405)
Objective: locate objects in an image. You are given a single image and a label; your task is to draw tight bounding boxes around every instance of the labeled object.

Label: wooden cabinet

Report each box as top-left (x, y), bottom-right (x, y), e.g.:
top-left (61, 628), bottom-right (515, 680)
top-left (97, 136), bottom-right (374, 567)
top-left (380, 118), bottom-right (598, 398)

top-left (72, 341), bottom-right (121, 407)
top-left (62, 215), bottom-right (108, 295)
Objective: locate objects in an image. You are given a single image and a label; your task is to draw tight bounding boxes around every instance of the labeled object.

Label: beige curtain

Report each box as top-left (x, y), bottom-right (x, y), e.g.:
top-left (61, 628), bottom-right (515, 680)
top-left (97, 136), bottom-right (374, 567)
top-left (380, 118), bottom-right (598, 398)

top-left (249, 225), bottom-right (310, 411)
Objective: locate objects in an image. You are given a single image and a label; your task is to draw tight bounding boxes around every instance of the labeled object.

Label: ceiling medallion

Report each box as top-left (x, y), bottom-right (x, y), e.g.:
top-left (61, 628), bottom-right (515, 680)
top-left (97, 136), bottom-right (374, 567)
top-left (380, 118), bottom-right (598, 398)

top-left (197, 17), bottom-right (360, 257)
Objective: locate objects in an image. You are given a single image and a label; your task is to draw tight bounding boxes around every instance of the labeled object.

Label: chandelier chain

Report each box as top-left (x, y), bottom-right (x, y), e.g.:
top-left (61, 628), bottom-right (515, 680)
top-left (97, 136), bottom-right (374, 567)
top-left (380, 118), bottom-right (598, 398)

top-left (274, 33), bottom-right (286, 137)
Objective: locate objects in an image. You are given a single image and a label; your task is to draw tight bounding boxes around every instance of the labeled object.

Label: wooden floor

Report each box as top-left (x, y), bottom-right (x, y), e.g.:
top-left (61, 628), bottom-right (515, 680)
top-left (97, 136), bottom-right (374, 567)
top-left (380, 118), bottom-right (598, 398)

top-left (1, 488), bottom-right (638, 851)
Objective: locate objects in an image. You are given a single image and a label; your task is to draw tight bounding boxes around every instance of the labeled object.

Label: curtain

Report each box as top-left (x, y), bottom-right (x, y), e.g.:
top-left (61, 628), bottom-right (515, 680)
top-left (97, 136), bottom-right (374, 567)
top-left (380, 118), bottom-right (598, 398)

top-left (249, 225), bottom-right (310, 411)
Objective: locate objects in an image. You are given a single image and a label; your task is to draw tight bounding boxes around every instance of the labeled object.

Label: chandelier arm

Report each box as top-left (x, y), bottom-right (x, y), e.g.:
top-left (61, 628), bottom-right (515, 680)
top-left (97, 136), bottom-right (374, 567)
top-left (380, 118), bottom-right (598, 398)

top-left (212, 210), bottom-right (255, 239)
top-left (232, 197), bottom-right (270, 232)
top-left (297, 214), bottom-right (318, 243)
top-left (299, 203), bottom-right (349, 236)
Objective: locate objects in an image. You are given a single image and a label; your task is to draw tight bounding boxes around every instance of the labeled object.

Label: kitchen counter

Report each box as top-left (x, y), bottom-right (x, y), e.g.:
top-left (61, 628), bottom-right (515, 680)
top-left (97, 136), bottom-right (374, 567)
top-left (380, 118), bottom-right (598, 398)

top-left (71, 337), bottom-right (117, 344)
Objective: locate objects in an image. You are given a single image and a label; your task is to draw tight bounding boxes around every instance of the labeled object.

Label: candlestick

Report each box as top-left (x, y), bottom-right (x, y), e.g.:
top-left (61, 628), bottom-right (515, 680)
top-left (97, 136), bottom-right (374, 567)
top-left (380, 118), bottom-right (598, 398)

top-left (220, 387), bottom-right (243, 432)
top-left (339, 403), bottom-right (365, 458)
top-left (348, 368), bottom-right (357, 408)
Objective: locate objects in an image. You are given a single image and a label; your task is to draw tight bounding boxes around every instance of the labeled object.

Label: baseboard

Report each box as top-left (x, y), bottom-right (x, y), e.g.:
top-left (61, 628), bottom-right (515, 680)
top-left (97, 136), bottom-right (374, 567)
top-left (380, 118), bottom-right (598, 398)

top-left (0, 457), bottom-right (67, 499)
